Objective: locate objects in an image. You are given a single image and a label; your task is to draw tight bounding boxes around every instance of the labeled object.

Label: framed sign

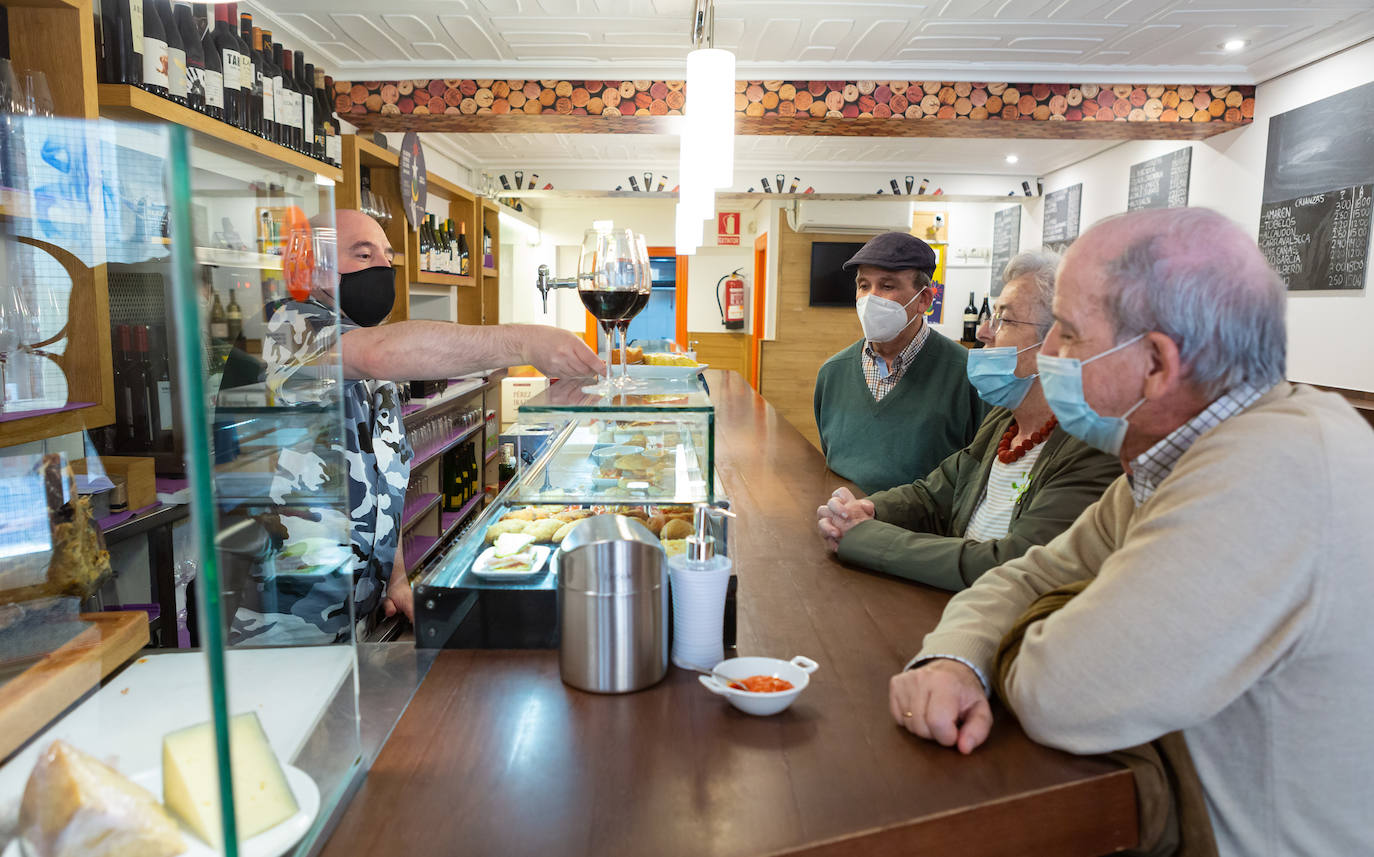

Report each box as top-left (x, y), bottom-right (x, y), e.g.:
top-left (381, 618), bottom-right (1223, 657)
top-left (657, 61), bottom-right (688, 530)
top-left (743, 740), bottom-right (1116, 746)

top-left (717, 211), bottom-right (741, 245)
top-left (989, 206), bottom-right (1021, 297)
top-left (1127, 148), bottom-right (1192, 211)
top-left (1042, 183), bottom-right (1082, 246)
top-left (398, 131), bottom-right (427, 229)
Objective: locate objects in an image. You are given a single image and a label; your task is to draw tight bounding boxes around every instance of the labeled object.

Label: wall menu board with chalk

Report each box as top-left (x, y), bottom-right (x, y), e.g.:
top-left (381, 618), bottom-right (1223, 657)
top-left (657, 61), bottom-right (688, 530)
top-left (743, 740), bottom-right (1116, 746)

top-left (989, 206), bottom-right (1021, 297)
top-left (1259, 81), bottom-right (1374, 291)
top-left (1127, 148), bottom-right (1192, 211)
top-left (1042, 183), bottom-right (1082, 249)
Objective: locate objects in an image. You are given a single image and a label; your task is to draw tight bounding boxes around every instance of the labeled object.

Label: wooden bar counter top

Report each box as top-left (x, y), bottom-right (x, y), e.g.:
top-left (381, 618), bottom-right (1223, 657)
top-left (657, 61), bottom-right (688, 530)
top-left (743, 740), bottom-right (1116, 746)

top-left (320, 370), bottom-right (1137, 857)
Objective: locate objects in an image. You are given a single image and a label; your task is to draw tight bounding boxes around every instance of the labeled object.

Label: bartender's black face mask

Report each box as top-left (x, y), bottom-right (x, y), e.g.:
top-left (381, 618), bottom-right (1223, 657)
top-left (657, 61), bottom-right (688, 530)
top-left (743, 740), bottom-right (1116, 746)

top-left (338, 265), bottom-right (395, 327)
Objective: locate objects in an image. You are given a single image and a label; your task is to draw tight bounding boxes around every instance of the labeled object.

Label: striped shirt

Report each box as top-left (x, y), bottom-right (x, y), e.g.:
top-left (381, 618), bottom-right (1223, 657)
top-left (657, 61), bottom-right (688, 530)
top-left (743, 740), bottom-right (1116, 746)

top-left (1128, 382), bottom-right (1270, 506)
top-left (861, 321), bottom-right (930, 402)
top-left (964, 444), bottom-right (1046, 542)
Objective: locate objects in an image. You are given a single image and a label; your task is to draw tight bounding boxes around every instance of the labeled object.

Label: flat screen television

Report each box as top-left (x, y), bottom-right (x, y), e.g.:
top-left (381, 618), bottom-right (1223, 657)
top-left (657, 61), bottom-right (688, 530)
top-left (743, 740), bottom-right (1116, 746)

top-left (809, 241), bottom-right (865, 307)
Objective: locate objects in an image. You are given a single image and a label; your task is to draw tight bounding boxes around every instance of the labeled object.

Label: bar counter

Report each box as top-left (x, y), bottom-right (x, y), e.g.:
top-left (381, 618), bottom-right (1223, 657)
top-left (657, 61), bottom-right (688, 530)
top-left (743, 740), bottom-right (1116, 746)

top-left (319, 370), bottom-right (1137, 857)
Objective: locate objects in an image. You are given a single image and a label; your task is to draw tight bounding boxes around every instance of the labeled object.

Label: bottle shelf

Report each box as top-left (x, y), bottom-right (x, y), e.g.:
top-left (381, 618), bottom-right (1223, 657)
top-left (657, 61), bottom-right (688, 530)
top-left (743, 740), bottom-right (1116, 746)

top-left (482, 267), bottom-right (499, 278)
top-left (98, 85), bottom-right (343, 182)
top-left (441, 493), bottom-right (485, 537)
top-left (402, 493), bottom-right (441, 530)
top-left (195, 247), bottom-right (283, 270)
top-left (412, 272), bottom-right (475, 287)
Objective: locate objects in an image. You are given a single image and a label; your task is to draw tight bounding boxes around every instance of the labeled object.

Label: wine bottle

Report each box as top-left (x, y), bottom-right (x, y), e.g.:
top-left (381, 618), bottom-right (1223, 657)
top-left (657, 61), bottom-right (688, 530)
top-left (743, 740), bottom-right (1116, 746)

top-left (435, 218), bottom-right (449, 273)
top-left (146, 325), bottom-right (174, 450)
top-left (789, 177), bottom-right (800, 193)
top-left (760, 177), bottom-right (772, 193)
top-left (628, 175), bottom-right (640, 192)
top-left (175, 4), bottom-right (204, 113)
top-left (98, 0), bottom-right (144, 86)
top-left (211, 4), bottom-right (241, 128)
top-left (226, 288), bottom-right (243, 341)
top-left (445, 219), bottom-right (457, 274)
top-left (482, 224), bottom-right (492, 269)
top-left (323, 74), bottom-right (341, 166)
top-left (113, 325), bottom-right (134, 448)
top-left (307, 64), bottom-right (325, 160)
top-left (457, 221), bottom-right (470, 276)
top-left (156, 0), bottom-right (185, 104)
top-left (210, 290), bottom-right (229, 341)
top-left (265, 34), bottom-right (284, 145)
top-left (280, 47), bottom-right (301, 151)
top-left (976, 296), bottom-right (991, 347)
top-left (419, 214), bottom-right (432, 271)
top-left (248, 28), bottom-right (270, 139)
top-left (226, 4), bottom-right (251, 129)
top-left (238, 12), bottom-right (260, 136)
top-left (962, 291), bottom-right (978, 343)
top-left (498, 174), bottom-right (511, 190)
top-left (130, 326), bottom-right (155, 451)
top-left (140, 0), bottom-right (168, 97)
top-left (917, 177), bottom-right (929, 195)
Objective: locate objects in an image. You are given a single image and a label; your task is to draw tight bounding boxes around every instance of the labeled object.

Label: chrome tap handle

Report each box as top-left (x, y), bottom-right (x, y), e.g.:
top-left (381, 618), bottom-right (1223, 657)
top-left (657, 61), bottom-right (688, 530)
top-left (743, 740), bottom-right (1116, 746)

top-left (534, 264), bottom-right (584, 313)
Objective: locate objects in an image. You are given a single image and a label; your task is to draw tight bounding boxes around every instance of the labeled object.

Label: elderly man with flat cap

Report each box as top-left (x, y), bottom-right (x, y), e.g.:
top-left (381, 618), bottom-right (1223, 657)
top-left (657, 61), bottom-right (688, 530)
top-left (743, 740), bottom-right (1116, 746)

top-left (890, 208), bottom-right (1374, 857)
top-left (813, 231), bottom-right (986, 494)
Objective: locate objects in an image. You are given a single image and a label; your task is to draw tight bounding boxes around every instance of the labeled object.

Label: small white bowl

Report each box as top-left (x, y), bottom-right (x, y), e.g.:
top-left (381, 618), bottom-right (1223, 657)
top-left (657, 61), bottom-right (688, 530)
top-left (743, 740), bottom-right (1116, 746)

top-left (590, 444), bottom-right (643, 460)
top-left (698, 655), bottom-right (819, 716)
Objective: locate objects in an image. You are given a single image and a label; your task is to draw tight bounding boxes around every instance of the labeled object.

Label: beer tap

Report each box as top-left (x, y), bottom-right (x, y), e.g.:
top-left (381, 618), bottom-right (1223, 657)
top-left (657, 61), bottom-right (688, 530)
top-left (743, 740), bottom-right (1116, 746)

top-left (535, 264), bottom-right (588, 313)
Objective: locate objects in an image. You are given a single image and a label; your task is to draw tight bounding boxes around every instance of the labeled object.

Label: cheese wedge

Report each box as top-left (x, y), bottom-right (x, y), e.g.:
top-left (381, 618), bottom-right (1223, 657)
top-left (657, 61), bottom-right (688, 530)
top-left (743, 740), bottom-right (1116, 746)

top-left (19, 740), bottom-right (185, 857)
top-left (162, 712), bottom-right (298, 847)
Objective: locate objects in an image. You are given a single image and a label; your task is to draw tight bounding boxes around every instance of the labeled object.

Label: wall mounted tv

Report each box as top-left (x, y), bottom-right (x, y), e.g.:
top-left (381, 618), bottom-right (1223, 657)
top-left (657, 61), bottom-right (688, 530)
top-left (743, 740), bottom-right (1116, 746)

top-left (809, 241), bottom-right (865, 307)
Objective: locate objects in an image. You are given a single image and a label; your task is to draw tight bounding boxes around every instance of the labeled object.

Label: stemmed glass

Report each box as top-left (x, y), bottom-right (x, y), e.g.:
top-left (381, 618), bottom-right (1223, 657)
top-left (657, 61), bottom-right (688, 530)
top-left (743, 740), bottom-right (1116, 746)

top-left (578, 228), bottom-right (638, 395)
top-left (613, 234), bottom-right (652, 390)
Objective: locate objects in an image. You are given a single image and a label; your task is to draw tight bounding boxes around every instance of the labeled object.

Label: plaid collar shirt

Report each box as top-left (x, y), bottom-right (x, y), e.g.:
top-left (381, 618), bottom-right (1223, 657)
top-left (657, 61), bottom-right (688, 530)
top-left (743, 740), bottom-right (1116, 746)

top-left (862, 321), bottom-right (931, 402)
top-left (1128, 382), bottom-right (1271, 506)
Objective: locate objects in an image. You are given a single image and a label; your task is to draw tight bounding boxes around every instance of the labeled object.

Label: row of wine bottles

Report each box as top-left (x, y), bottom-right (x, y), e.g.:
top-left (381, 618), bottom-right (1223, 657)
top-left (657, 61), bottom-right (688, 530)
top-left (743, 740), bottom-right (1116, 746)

top-left (94, 1), bottom-right (342, 166)
top-left (109, 324), bottom-right (175, 453)
top-left (419, 215), bottom-right (496, 276)
top-left (961, 291), bottom-right (992, 345)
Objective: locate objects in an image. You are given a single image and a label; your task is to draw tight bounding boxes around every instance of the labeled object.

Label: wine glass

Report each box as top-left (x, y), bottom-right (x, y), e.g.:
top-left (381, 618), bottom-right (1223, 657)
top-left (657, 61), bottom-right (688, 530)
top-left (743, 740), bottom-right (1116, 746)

top-left (614, 233), bottom-right (652, 390)
top-left (23, 71), bottom-right (53, 117)
top-left (578, 228), bottom-right (637, 395)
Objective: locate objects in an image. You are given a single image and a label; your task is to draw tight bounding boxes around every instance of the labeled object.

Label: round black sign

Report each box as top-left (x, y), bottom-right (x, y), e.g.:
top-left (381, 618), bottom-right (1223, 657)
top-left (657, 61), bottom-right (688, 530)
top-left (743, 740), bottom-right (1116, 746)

top-left (398, 131), bottom-right (427, 229)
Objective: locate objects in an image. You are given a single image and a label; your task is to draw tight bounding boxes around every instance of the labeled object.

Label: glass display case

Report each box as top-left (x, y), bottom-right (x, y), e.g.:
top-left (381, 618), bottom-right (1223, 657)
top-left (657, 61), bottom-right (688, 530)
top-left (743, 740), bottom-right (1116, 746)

top-left (0, 116), bottom-right (370, 857)
top-left (414, 377), bottom-right (732, 650)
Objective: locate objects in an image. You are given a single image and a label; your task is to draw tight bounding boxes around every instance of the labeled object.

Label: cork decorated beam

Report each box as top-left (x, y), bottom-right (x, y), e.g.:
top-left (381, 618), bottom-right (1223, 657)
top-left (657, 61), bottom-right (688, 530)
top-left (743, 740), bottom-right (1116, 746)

top-left (333, 79), bottom-right (1255, 140)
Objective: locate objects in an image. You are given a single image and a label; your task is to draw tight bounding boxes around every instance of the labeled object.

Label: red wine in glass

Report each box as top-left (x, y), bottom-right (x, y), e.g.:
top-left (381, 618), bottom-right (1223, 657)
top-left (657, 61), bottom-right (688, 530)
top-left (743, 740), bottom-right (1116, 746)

top-left (579, 290), bottom-right (639, 321)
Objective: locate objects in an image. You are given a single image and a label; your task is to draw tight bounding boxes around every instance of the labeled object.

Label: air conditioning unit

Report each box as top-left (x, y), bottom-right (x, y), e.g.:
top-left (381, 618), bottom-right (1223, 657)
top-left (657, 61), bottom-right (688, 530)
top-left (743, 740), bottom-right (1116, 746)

top-left (787, 199), bottom-right (910, 235)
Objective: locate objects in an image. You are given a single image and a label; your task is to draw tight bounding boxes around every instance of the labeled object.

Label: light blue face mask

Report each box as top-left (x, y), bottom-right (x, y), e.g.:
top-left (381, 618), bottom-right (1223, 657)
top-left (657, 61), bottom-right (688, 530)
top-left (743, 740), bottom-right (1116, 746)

top-left (966, 341), bottom-right (1043, 409)
top-left (1036, 333), bottom-right (1147, 455)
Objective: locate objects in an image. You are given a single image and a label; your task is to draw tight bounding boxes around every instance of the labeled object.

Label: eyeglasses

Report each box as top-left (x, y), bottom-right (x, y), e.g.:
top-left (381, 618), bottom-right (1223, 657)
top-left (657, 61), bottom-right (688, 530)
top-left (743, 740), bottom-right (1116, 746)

top-left (982, 308), bottom-right (1042, 336)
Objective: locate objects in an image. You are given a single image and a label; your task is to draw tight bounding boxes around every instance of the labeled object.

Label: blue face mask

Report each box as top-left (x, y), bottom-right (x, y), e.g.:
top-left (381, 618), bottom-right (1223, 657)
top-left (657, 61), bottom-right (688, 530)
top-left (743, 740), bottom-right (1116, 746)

top-left (1036, 334), bottom-right (1147, 455)
top-left (966, 341), bottom-right (1043, 409)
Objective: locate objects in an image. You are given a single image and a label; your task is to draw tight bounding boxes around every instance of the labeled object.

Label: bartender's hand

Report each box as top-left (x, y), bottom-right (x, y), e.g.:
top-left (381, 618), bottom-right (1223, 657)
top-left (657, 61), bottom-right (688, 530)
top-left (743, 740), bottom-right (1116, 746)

top-left (816, 487), bottom-right (875, 551)
top-left (383, 559), bottom-right (414, 622)
top-left (521, 326), bottom-right (604, 378)
top-left (890, 660), bottom-right (993, 755)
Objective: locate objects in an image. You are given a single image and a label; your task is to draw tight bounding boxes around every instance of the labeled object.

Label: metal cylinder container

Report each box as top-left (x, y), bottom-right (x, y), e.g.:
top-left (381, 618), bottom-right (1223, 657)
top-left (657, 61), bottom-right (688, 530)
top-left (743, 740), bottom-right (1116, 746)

top-left (557, 514), bottom-right (669, 693)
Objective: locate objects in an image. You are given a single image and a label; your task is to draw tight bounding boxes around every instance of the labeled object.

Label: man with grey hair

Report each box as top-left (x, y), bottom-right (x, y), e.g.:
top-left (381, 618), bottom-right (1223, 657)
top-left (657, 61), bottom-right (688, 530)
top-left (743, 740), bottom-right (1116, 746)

top-left (890, 208), bottom-right (1374, 856)
top-left (817, 249), bottom-right (1118, 590)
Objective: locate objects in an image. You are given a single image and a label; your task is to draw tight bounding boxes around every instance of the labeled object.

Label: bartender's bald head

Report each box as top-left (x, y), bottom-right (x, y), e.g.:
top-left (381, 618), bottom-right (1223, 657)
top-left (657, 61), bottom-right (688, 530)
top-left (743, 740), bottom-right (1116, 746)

top-left (334, 209), bottom-right (395, 274)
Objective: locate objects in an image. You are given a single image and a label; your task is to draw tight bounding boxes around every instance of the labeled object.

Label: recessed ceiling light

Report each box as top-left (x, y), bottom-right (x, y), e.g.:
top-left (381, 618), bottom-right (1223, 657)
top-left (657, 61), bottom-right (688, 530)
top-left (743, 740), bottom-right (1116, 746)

top-left (1222, 38), bottom-right (1247, 52)
top-left (1005, 154), bottom-right (1019, 164)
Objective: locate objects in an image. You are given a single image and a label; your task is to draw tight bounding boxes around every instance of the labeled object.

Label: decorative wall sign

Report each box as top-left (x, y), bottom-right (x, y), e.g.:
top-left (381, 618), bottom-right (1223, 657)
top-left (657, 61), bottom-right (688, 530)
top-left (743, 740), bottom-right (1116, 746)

top-left (335, 80), bottom-right (1254, 140)
top-left (398, 131), bottom-right (427, 229)
top-left (1127, 148), bottom-right (1192, 211)
top-left (990, 206), bottom-right (1022, 296)
top-left (1259, 80), bottom-right (1374, 291)
top-left (717, 211), bottom-right (741, 246)
top-left (1042, 184), bottom-right (1083, 247)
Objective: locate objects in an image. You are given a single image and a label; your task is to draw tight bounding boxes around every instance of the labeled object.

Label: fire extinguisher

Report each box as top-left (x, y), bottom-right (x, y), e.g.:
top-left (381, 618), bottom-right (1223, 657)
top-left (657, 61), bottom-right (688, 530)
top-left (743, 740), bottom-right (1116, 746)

top-left (718, 269), bottom-right (746, 330)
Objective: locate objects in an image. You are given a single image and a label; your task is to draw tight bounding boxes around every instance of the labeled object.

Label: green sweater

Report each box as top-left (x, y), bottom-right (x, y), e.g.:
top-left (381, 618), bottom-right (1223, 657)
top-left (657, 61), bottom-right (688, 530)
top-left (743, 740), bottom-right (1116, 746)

top-left (836, 407), bottom-right (1120, 591)
top-left (813, 333), bottom-right (986, 494)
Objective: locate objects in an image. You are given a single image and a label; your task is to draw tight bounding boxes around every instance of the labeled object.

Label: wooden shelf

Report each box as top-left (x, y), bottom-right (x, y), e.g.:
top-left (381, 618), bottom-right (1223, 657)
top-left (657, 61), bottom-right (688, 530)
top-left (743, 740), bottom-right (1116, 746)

top-left (353, 135), bottom-right (399, 169)
top-left (98, 85), bottom-right (342, 182)
top-left (482, 267), bottom-right (499, 278)
top-left (0, 611), bottom-right (147, 760)
top-left (413, 272), bottom-right (475, 287)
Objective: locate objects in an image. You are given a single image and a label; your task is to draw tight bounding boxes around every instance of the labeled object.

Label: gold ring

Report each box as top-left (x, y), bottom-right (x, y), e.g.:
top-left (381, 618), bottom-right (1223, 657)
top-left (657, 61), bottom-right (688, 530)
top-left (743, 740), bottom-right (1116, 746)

top-left (903, 711), bottom-right (913, 718)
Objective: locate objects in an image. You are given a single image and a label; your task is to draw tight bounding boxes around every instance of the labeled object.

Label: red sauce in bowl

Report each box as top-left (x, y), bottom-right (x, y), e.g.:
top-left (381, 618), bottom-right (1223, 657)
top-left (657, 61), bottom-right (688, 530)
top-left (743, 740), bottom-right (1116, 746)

top-left (728, 675), bottom-right (794, 693)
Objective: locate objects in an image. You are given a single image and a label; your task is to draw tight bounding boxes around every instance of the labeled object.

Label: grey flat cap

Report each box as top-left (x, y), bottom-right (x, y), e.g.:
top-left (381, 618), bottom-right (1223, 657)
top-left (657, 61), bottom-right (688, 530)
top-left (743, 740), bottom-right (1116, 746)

top-left (843, 231), bottom-right (938, 274)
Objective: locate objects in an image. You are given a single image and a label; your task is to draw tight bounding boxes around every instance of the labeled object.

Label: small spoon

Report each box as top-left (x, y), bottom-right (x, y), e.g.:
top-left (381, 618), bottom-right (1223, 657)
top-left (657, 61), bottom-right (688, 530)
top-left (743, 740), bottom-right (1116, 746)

top-left (680, 663), bottom-right (745, 690)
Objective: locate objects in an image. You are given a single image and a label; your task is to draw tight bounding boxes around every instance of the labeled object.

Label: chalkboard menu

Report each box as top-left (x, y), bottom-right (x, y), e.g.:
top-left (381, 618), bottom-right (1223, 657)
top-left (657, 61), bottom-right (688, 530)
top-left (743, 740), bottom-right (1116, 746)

top-left (1259, 80), bottom-right (1374, 291)
top-left (1042, 183), bottom-right (1082, 246)
top-left (1127, 148), bottom-right (1192, 211)
top-left (990, 206), bottom-right (1021, 297)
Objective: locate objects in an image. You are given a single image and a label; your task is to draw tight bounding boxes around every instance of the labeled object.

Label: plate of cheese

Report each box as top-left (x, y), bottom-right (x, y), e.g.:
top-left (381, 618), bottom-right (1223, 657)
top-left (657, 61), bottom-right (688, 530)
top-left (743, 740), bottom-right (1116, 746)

top-left (625, 362), bottom-right (709, 381)
top-left (472, 534), bottom-right (551, 579)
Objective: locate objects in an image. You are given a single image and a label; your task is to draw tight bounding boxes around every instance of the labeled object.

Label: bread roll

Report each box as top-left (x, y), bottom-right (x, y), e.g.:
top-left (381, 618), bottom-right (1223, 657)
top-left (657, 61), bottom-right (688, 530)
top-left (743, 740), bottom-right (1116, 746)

top-left (660, 518), bottom-right (694, 540)
top-left (485, 520), bottom-right (528, 544)
top-left (645, 514), bottom-right (668, 536)
top-left (501, 508), bottom-right (538, 522)
top-left (525, 519), bottom-right (562, 543)
top-left (552, 520), bottom-right (580, 543)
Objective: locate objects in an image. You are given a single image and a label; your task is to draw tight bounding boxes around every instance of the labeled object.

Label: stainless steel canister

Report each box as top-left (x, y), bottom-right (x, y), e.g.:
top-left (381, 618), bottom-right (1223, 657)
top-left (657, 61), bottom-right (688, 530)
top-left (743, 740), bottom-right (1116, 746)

top-left (557, 514), bottom-right (669, 693)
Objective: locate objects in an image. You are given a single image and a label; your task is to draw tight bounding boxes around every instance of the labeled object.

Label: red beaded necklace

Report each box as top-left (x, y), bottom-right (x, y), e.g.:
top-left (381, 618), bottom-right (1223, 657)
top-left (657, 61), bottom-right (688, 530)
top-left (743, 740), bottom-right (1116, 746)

top-left (997, 417), bottom-right (1058, 464)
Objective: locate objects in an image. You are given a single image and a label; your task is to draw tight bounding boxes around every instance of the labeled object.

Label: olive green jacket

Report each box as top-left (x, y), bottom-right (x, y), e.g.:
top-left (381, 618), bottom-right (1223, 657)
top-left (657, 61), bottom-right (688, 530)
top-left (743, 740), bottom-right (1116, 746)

top-left (836, 408), bottom-right (1120, 591)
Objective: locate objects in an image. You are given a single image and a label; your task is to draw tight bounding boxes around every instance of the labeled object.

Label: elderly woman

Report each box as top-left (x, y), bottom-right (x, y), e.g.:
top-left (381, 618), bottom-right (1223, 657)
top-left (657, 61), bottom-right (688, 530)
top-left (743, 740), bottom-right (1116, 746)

top-left (816, 250), bottom-right (1120, 591)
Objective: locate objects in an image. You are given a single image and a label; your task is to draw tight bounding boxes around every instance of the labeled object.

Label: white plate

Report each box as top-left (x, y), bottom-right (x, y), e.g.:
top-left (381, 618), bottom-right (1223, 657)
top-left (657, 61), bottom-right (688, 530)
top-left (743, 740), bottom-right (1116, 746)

top-left (589, 444), bottom-right (643, 460)
top-left (626, 363), bottom-right (709, 380)
top-left (0, 766), bottom-right (323, 857)
top-left (471, 544), bottom-right (551, 579)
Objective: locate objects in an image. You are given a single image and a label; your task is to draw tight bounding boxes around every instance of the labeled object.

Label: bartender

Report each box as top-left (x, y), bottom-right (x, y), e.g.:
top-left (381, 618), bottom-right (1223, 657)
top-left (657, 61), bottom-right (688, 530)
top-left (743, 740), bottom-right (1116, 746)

top-left (227, 209), bottom-right (601, 644)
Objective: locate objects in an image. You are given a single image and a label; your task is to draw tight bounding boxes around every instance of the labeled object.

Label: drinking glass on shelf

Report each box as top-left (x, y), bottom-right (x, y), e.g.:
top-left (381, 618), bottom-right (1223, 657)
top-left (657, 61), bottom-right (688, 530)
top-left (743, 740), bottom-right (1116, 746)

top-left (23, 71), bottom-right (53, 117)
top-left (578, 228), bottom-right (637, 394)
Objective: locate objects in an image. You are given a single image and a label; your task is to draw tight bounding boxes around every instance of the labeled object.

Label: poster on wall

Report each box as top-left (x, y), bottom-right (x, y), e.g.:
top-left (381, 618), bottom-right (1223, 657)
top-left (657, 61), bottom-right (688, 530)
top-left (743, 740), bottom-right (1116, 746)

top-left (717, 211), bottom-right (741, 246)
top-left (989, 206), bottom-right (1021, 297)
top-left (1127, 148), bottom-right (1192, 211)
top-left (1042, 183), bottom-right (1082, 254)
top-left (1258, 80), bottom-right (1374, 291)
top-left (398, 131), bottom-right (427, 229)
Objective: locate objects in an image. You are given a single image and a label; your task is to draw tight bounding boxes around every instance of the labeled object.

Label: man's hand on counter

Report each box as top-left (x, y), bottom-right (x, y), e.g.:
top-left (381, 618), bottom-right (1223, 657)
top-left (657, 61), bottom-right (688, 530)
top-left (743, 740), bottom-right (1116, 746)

top-left (521, 326), bottom-right (605, 378)
top-left (384, 560), bottom-right (414, 623)
top-left (816, 487), bottom-right (876, 552)
top-left (889, 660), bottom-right (992, 755)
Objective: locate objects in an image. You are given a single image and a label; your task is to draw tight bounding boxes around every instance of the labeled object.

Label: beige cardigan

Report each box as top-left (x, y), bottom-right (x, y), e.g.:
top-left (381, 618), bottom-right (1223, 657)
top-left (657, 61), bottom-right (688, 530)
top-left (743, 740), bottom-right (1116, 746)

top-left (918, 383), bottom-right (1374, 857)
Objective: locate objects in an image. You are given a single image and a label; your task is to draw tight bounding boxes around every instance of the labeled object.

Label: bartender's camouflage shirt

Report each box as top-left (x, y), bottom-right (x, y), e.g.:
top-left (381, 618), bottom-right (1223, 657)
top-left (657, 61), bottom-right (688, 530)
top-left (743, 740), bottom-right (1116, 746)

top-left (223, 299), bottom-right (412, 645)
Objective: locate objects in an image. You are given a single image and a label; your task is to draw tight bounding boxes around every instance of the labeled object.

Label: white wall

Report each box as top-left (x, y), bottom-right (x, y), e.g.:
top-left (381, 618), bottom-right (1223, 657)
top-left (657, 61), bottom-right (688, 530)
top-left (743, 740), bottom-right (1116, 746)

top-left (1034, 39), bottom-right (1374, 393)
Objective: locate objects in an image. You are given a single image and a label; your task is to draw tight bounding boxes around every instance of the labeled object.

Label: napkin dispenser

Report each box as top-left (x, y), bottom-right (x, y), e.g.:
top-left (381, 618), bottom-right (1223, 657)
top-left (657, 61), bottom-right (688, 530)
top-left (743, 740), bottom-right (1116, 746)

top-left (557, 514), bottom-right (669, 693)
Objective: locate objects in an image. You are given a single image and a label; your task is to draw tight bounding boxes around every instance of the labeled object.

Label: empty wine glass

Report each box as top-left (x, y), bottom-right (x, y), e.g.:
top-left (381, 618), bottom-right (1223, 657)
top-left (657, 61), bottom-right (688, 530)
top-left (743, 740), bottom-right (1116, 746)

top-left (23, 71), bottom-right (53, 117)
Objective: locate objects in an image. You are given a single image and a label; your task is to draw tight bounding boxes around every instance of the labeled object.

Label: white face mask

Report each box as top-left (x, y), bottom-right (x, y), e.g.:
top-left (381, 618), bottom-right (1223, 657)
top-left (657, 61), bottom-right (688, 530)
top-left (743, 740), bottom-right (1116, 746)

top-left (856, 288), bottom-right (925, 343)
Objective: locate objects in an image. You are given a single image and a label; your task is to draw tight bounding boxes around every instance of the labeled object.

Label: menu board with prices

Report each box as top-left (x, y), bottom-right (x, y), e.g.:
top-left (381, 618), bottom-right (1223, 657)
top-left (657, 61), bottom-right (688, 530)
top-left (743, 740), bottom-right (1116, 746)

top-left (989, 206), bottom-right (1021, 297)
top-left (1258, 185), bottom-right (1371, 291)
top-left (1127, 148), bottom-right (1192, 211)
top-left (1259, 80), bottom-right (1374, 291)
top-left (1042, 183), bottom-right (1082, 247)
